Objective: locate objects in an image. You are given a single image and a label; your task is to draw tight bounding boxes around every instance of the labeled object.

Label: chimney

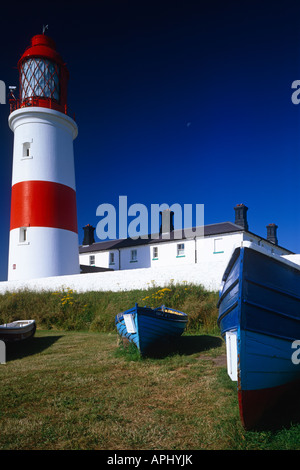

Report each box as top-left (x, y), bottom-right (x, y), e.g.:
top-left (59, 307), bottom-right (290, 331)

top-left (234, 204), bottom-right (249, 231)
top-left (266, 223), bottom-right (278, 245)
top-left (159, 209), bottom-right (174, 235)
top-left (82, 224), bottom-right (95, 245)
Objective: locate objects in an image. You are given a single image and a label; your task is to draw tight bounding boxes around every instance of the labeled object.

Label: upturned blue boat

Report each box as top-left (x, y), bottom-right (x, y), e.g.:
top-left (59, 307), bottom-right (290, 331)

top-left (217, 243), bottom-right (300, 429)
top-left (115, 303), bottom-right (188, 355)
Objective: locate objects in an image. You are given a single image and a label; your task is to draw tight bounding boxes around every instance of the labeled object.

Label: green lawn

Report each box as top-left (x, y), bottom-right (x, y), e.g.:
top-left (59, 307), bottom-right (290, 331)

top-left (1, 330), bottom-right (300, 450)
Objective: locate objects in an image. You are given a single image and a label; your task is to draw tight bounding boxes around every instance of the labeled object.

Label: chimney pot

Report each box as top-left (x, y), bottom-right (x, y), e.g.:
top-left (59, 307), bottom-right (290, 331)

top-left (266, 223), bottom-right (278, 245)
top-left (82, 224), bottom-right (95, 245)
top-left (159, 209), bottom-right (174, 235)
top-left (234, 204), bottom-right (249, 231)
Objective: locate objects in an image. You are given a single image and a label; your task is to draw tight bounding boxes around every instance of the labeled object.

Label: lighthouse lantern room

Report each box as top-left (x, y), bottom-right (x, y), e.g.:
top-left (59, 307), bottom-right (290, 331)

top-left (8, 34), bottom-right (79, 281)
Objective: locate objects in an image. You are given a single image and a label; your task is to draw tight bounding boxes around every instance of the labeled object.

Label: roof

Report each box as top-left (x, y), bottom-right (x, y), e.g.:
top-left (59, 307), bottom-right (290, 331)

top-left (79, 221), bottom-right (249, 254)
top-left (80, 265), bottom-right (114, 273)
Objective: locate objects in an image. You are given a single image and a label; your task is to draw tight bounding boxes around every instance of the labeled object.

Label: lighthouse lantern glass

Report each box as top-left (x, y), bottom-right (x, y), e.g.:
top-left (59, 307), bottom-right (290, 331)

top-left (20, 58), bottom-right (60, 101)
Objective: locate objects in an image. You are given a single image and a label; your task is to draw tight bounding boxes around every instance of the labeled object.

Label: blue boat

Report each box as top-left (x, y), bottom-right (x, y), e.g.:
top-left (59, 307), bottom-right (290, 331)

top-left (115, 303), bottom-right (188, 355)
top-left (217, 243), bottom-right (300, 429)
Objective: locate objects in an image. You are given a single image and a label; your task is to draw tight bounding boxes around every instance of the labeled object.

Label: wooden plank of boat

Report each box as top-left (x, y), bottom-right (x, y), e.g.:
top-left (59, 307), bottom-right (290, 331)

top-left (217, 243), bottom-right (300, 429)
top-left (0, 320), bottom-right (36, 342)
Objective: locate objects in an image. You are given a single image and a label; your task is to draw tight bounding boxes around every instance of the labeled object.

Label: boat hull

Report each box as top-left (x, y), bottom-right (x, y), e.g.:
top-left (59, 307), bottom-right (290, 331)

top-left (0, 320), bottom-right (36, 342)
top-left (217, 244), bottom-right (300, 429)
top-left (115, 304), bottom-right (188, 355)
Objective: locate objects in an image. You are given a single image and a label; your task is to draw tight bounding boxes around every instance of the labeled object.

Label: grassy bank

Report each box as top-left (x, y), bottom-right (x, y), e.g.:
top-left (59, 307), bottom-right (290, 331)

top-left (0, 283), bottom-right (219, 334)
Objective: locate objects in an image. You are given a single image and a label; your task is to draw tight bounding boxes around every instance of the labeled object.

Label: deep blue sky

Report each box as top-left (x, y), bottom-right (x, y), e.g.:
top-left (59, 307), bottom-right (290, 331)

top-left (0, 0), bottom-right (300, 280)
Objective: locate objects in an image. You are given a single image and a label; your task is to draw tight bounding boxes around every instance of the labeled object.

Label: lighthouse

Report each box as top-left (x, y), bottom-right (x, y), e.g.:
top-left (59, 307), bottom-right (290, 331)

top-left (7, 33), bottom-right (80, 281)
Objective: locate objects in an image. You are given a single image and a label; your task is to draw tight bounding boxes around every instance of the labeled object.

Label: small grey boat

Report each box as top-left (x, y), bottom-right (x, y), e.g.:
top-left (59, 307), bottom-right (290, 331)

top-left (0, 320), bottom-right (36, 342)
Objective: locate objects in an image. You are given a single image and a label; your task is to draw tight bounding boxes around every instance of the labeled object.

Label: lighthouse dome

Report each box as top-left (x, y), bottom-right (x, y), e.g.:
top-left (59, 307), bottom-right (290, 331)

top-left (17, 34), bottom-right (69, 114)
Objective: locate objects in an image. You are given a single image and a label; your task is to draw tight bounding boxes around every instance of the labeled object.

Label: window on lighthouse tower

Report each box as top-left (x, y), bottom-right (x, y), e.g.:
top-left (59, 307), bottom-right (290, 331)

top-left (19, 227), bottom-right (28, 244)
top-left (22, 142), bottom-right (32, 159)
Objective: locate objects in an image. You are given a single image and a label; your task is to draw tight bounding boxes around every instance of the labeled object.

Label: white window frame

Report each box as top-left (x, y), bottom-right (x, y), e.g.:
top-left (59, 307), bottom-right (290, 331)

top-left (22, 140), bottom-right (33, 160)
top-left (89, 255), bottom-right (95, 266)
top-left (177, 243), bottom-right (185, 257)
top-left (152, 246), bottom-right (158, 259)
top-left (214, 238), bottom-right (224, 254)
top-left (19, 227), bottom-right (29, 244)
top-left (109, 252), bottom-right (115, 265)
top-left (130, 249), bottom-right (137, 262)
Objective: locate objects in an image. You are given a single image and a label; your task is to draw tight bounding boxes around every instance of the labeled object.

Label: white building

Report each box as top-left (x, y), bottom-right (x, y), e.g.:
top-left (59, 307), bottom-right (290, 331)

top-left (79, 204), bottom-right (293, 280)
top-left (0, 204), bottom-right (294, 294)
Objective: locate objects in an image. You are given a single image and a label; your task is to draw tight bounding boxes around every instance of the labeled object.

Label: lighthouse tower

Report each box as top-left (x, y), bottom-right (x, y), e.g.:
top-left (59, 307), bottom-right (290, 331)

top-left (8, 34), bottom-right (79, 280)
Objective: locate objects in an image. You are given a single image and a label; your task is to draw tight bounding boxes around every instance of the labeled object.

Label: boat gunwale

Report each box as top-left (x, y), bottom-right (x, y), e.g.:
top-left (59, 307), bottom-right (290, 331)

top-left (217, 248), bottom-right (243, 329)
top-left (0, 320), bottom-right (35, 330)
top-left (220, 246), bottom-right (241, 284)
top-left (217, 278), bottom-right (239, 309)
top-left (217, 300), bottom-right (239, 329)
top-left (115, 305), bottom-right (188, 325)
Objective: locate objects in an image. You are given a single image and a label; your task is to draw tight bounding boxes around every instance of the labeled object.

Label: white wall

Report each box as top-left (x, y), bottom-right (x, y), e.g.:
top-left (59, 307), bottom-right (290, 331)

top-left (80, 238), bottom-right (199, 270)
top-left (150, 239), bottom-right (196, 267)
top-left (120, 245), bottom-right (151, 269)
top-left (197, 232), bottom-right (243, 262)
top-left (1, 239), bottom-right (296, 295)
top-left (118, 239), bottom-right (196, 270)
top-left (79, 239), bottom-right (197, 270)
top-left (80, 250), bottom-right (119, 270)
top-left (0, 260), bottom-right (224, 295)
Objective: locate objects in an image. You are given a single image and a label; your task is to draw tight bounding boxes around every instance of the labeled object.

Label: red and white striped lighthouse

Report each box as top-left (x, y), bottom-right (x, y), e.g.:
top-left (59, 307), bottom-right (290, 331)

top-left (8, 33), bottom-right (79, 280)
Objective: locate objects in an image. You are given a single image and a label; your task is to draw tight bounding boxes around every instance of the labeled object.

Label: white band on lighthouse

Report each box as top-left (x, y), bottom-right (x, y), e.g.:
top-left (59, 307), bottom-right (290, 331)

top-left (9, 107), bottom-right (78, 189)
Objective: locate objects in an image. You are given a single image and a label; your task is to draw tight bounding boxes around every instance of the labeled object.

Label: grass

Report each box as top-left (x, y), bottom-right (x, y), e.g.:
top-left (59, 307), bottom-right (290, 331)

top-left (0, 282), bottom-right (219, 334)
top-left (1, 284), bottom-right (300, 450)
top-left (1, 331), bottom-right (300, 450)
top-left (0, 330), bottom-right (233, 450)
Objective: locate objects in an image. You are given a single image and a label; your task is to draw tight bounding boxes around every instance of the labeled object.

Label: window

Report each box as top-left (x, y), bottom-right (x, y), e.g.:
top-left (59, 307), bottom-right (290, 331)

top-left (152, 247), bottom-right (158, 259)
top-left (89, 255), bottom-right (95, 266)
top-left (130, 249), bottom-right (137, 262)
top-left (21, 58), bottom-right (60, 101)
top-left (177, 243), bottom-right (185, 257)
top-left (109, 252), bottom-right (115, 265)
top-left (19, 227), bottom-right (28, 243)
top-left (22, 142), bottom-right (32, 159)
top-left (214, 238), bottom-right (224, 254)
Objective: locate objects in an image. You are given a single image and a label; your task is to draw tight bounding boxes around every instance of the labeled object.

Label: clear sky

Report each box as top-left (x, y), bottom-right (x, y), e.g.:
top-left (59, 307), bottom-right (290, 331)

top-left (0, 0), bottom-right (300, 281)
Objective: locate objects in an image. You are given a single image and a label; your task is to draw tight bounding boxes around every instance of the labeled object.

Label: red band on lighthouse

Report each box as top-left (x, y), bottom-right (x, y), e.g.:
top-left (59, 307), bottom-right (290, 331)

top-left (10, 180), bottom-right (78, 234)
